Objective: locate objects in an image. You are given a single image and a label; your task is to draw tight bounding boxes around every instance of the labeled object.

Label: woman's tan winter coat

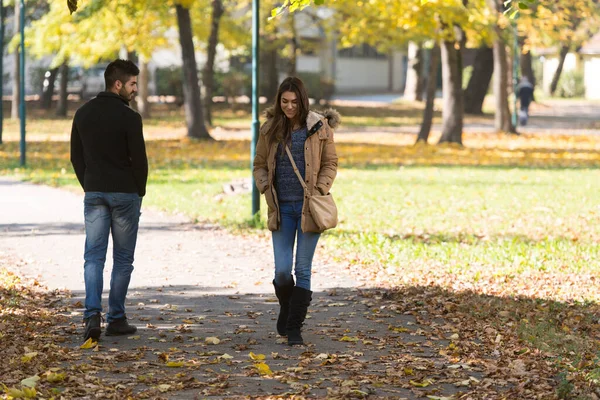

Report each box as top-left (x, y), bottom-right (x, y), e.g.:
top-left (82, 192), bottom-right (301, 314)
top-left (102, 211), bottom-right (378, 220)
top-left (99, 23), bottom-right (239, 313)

top-left (253, 108), bottom-right (339, 233)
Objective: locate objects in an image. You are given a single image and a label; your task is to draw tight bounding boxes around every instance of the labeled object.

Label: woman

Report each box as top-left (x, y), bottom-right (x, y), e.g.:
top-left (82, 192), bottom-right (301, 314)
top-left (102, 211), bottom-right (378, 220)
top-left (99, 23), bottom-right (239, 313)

top-left (253, 77), bottom-right (339, 346)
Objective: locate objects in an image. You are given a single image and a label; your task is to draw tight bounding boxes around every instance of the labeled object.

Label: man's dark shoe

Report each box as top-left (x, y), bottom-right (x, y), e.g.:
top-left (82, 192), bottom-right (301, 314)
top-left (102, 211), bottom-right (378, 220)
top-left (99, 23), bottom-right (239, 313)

top-left (105, 317), bottom-right (137, 336)
top-left (83, 313), bottom-right (102, 341)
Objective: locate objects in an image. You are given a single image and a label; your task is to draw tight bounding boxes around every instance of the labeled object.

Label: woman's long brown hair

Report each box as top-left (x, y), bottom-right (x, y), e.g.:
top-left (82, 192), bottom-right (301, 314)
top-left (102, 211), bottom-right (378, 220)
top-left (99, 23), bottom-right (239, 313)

top-left (265, 77), bottom-right (310, 148)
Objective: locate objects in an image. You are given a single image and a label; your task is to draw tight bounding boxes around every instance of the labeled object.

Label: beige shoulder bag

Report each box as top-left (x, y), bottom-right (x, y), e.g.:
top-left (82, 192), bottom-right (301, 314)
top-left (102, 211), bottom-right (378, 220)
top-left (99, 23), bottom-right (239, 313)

top-left (284, 145), bottom-right (338, 232)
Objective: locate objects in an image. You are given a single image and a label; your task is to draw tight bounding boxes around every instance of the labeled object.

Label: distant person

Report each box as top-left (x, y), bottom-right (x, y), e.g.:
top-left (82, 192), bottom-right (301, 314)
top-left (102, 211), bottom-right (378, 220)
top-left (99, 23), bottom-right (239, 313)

top-left (517, 76), bottom-right (535, 126)
top-left (253, 77), bottom-right (339, 345)
top-left (70, 59), bottom-right (148, 341)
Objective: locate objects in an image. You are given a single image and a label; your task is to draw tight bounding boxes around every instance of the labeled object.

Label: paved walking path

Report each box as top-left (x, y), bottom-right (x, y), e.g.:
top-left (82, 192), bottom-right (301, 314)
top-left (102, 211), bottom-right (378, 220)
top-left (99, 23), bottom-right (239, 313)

top-left (0, 179), bottom-right (494, 399)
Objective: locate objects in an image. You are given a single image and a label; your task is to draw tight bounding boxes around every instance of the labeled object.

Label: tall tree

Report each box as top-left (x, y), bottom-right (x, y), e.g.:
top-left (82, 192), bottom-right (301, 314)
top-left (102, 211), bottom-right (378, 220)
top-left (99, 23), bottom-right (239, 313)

top-left (438, 35), bottom-right (464, 145)
top-left (463, 46), bottom-right (493, 114)
top-left (416, 45), bottom-right (440, 143)
top-left (203, 0), bottom-right (224, 127)
top-left (549, 45), bottom-right (571, 96)
top-left (176, 3), bottom-right (211, 139)
top-left (487, 0), bottom-right (515, 133)
top-left (136, 56), bottom-right (151, 118)
top-left (11, 0), bottom-right (20, 120)
top-left (404, 42), bottom-right (424, 101)
top-left (56, 61), bottom-right (69, 117)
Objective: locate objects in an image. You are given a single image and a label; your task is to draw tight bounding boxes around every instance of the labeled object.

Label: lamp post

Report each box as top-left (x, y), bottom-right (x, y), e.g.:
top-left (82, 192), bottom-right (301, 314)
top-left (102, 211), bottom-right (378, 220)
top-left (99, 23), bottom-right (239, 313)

top-left (0, 0), bottom-right (4, 145)
top-left (250, 0), bottom-right (260, 217)
top-left (19, 0), bottom-right (25, 166)
top-left (512, 17), bottom-right (520, 128)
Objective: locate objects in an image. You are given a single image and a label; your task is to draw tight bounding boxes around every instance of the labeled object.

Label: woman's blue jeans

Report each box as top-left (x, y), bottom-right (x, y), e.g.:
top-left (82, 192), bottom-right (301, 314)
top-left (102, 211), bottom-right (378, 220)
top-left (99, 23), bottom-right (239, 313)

top-left (272, 200), bottom-right (321, 290)
top-left (83, 192), bottom-right (141, 322)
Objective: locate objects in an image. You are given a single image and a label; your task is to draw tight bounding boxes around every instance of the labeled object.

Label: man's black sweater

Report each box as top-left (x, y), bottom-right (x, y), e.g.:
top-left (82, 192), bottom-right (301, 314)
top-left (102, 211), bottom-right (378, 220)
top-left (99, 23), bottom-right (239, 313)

top-left (70, 92), bottom-right (148, 197)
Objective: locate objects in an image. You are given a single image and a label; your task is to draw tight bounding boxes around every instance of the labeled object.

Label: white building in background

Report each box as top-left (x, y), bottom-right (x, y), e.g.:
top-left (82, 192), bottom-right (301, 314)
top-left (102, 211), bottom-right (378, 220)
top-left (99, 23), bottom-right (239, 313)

top-left (289, 11), bottom-right (406, 93)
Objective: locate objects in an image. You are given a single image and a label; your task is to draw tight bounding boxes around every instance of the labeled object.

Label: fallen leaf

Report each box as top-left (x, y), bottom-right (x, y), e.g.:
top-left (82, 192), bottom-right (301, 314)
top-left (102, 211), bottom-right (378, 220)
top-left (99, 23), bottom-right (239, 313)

top-left (249, 352), bottom-right (266, 361)
top-left (205, 337), bottom-right (221, 345)
top-left (80, 338), bottom-right (97, 349)
top-left (21, 352), bottom-right (38, 363)
top-left (20, 375), bottom-right (40, 388)
top-left (166, 361), bottom-right (184, 367)
top-left (254, 362), bottom-right (272, 375)
top-left (409, 379), bottom-right (433, 388)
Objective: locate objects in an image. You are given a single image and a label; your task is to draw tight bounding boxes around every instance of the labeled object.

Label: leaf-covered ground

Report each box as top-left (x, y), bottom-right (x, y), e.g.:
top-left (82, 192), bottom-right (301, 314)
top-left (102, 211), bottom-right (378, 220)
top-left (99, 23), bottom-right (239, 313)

top-left (2, 99), bottom-right (600, 398)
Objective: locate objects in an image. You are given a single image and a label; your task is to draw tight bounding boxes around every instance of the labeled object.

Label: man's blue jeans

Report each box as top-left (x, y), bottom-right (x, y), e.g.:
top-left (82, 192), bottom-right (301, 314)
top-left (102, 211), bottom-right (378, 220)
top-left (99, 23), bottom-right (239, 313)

top-left (83, 192), bottom-right (141, 322)
top-left (272, 200), bottom-right (320, 290)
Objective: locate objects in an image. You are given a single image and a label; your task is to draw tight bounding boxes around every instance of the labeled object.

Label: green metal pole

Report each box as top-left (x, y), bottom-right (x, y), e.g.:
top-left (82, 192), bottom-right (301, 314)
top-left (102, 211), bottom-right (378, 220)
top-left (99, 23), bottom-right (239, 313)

top-left (0, 0), bottom-right (4, 145)
top-left (250, 0), bottom-right (260, 217)
top-left (512, 20), bottom-right (519, 128)
top-left (19, 0), bottom-right (25, 166)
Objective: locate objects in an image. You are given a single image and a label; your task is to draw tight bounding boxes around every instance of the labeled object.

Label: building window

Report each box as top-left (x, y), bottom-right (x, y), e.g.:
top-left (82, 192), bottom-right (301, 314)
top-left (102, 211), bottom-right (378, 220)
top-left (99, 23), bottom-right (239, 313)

top-left (338, 43), bottom-right (387, 60)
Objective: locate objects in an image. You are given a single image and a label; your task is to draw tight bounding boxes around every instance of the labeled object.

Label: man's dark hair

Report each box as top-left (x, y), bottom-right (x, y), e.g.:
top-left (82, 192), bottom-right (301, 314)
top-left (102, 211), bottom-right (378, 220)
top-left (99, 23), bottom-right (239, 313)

top-left (104, 59), bottom-right (140, 90)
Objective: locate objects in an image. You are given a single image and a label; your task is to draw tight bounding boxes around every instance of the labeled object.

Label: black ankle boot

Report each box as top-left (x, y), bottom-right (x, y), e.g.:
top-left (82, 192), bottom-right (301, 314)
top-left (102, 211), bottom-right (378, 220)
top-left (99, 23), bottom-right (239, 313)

top-left (286, 287), bottom-right (312, 346)
top-left (83, 313), bottom-right (102, 341)
top-left (105, 316), bottom-right (137, 336)
top-left (273, 278), bottom-right (294, 336)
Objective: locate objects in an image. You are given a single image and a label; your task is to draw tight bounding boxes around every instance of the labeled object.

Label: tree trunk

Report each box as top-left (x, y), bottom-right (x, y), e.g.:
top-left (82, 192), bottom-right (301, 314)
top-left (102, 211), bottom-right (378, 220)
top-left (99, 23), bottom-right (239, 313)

top-left (41, 67), bottom-right (59, 110)
top-left (264, 45), bottom-right (279, 103)
top-left (288, 16), bottom-right (298, 76)
top-left (136, 56), bottom-right (151, 118)
top-left (438, 40), bottom-right (464, 145)
top-left (417, 45), bottom-right (440, 144)
top-left (11, 0), bottom-right (19, 120)
top-left (404, 42), bottom-right (424, 101)
top-left (520, 47), bottom-right (535, 87)
top-left (463, 46), bottom-right (493, 114)
top-left (549, 45), bottom-right (569, 96)
top-left (492, 33), bottom-right (516, 133)
top-left (56, 62), bottom-right (69, 117)
top-left (175, 4), bottom-right (211, 139)
top-left (203, 0), bottom-right (224, 127)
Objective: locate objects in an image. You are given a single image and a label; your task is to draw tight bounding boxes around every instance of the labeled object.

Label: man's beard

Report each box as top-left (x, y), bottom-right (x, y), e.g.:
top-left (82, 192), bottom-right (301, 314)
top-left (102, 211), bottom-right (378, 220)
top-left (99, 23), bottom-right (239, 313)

top-left (118, 87), bottom-right (134, 102)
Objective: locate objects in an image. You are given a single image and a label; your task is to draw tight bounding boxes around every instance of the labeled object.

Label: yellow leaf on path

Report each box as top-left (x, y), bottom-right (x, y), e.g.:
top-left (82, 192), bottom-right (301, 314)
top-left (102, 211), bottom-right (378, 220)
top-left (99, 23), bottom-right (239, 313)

top-left (22, 387), bottom-right (37, 398)
top-left (6, 388), bottom-right (25, 398)
top-left (339, 336), bottom-right (359, 342)
top-left (254, 362), bottom-right (272, 375)
top-left (219, 353), bottom-right (234, 360)
top-left (249, 352), bottom-right (265, 361)
top-left (389, 325), bottom-right (410, 333)
top-left (20, 375), bottom-right (40, 388)
top-left (205, 337), bottom-right (220, 345)
top-left (166, 361), bottom-right (184, 367)
top-left (410, 379), bottom-right (433, 387)
top-left (182, 319), bottom-right (195, 324)
top-left (21, 352), bottom-right (38, 363)
top-left (46, 372), bottom-right (66, 383)
top-left (128, 335), bottom-right (141, 340)
top-left (157, 384), bottom-right (171, 392)
top-left (80, 338), bottom-right (97, 349)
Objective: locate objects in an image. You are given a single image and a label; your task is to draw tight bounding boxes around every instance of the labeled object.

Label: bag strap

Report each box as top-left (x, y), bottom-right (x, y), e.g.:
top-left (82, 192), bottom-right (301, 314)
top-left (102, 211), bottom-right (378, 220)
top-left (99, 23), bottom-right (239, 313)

top-left (284, 145), bottom-right (310, 195)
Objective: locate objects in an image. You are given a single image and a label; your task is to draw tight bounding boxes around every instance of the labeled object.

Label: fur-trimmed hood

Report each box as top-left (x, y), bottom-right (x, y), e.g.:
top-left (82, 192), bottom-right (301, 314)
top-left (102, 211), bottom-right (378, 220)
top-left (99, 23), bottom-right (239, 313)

top-left (263, 106), bottom-right (341, 130)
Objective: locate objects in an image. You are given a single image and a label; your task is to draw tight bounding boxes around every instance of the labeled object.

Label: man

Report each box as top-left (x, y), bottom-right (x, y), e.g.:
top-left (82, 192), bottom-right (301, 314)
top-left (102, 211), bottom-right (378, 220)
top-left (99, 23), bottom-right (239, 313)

top-left (71, 59), bottom-right (148, 341)
top-left (517, 76), bottom-right (535, 126)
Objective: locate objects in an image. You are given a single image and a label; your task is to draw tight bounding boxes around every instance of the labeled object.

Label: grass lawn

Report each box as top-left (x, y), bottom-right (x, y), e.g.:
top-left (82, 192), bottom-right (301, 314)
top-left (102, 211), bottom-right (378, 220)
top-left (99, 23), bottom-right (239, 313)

top-left (2, 101), bottom-right (600, 397)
